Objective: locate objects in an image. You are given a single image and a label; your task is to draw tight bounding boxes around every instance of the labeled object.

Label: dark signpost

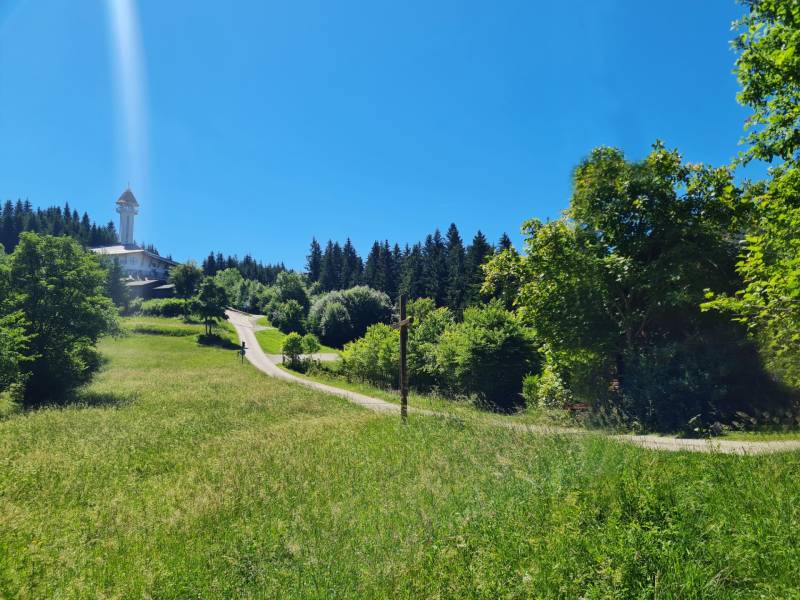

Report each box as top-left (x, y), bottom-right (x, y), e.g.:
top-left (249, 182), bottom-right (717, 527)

top-left (239, 341), bottom-right (247, 364)
top-left (395, 295), bottom-right (413, 423)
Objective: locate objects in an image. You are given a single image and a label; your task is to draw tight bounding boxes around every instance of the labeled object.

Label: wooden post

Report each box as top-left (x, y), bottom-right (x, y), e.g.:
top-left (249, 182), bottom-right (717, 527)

top-left (399, 294), bottom-right (409, 423)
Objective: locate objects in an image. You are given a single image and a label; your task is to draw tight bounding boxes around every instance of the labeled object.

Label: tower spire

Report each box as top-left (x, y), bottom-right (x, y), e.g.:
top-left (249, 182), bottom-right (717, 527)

top-left (115, 188), bottom-right (139, 246)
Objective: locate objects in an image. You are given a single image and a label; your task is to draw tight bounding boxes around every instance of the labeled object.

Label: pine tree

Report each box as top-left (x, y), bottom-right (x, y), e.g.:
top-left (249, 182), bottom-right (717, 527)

top-left (445, 223), bottom-right (466, 309)
top-left (363, 241), bottom-right (384, 291)
top-left (465, 230), bottom-right (493, 305)
top-left (306, 238), bottom-right (322, 282)
top-left (319, 240), bottom-right (338, 291)
top-left (498, 232), bottom-right (513, 251)
top-left (341, 238), bottom-right (362, 287)
top-left (422, 230), bottom-right (447, 305)
top-left (399, 243), bottom-right (425, 299)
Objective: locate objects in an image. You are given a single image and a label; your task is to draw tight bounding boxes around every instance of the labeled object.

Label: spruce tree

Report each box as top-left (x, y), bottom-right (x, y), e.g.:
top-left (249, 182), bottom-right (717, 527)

top-left (422, 230), bottom-right (447, 305)
top-left (445, 223), bottom-right (466, 309)
top-left (465, 230), bottom-right (493, 305)
top-left (342, 238), bottom-right (362, 287)
top-left (498, 232), bottom-right (513, 251)
top-left (306, 238), bottom-right (322, 282)
top-left (363, 241), bottom-right (384, 291)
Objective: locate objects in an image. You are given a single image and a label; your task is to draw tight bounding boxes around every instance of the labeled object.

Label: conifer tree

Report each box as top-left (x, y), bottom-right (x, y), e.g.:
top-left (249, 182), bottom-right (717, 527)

top-left (363, 241), bottom-right (384, 291)
top-left (445, 223), bottom-right (466, 309)
top-left (465, 230), bottom-right (493, 305)
top-left (498, 232), bottom-right (513, 251)
top-left (422, 230), bottom-right (447, 305)
top-left (306, 238), bottom-right (322, 282)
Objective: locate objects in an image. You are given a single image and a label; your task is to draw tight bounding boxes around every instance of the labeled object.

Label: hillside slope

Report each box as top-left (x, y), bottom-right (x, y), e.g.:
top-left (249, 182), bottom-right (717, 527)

top-left (1, 325), bottom-right (799, 598)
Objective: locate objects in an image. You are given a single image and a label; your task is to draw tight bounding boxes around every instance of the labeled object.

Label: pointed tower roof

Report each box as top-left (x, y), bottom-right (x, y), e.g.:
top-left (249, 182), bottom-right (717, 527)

top-left (116, 188), bottom-right (139, 208)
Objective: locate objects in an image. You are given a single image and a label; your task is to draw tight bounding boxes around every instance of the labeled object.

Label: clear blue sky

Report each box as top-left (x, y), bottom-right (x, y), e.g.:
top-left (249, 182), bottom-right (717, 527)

top-left (0, 0), bottom-right (753, 269)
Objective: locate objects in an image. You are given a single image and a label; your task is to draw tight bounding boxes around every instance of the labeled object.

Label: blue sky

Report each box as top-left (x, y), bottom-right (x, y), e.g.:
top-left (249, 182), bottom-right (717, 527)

top-left (0, 1), bottom-right (753, 269)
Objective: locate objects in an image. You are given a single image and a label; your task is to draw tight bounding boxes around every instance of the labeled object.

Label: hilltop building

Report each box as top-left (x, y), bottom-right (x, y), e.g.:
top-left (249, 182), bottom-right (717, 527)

top-left (92, 188), bottom-right (178, 298)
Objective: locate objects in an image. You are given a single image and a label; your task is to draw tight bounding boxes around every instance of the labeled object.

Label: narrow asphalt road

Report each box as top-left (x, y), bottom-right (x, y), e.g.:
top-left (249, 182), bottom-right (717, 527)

top-left (227, 309), bottom-right (800, 455)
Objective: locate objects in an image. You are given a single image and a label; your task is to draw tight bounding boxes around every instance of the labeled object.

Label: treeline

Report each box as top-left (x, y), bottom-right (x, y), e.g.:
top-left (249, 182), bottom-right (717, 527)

top-left (201, 251), bottom-right (286, 286)
top-left (306, 226), bottom-right (512, 308)
top-left (0, 200), bottom-right (118, 251)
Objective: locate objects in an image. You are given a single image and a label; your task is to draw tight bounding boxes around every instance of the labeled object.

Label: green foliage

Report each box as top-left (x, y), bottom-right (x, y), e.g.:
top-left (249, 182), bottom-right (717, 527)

top-left (501, 144), bottom-right (783, 429)
top-left (193, 278), bottom-right (229, 335)
top-left (302, 333), bottom-right (321, 356)
top-left (169, 261), bottom-right (203, 299)
top-left (213, 268), bottom-right (245, 307)
top-left (435, 302), bottom-right (539, 411)
top-left (341, 323), bottom-right (399, 388)
top-left (734, 0), bottom-right (800, 165)
top-left (273, 271), bottom-right (310, 311)
top-left (140, 298), bottom-right (187, 318)
top-left (270, 299), bottom-right (306, 334)
top-left (308, 286), bottom-right (391, 346)
top-left (0, 199), bottom-right (117, 252)
top-left (102, 257), bottom-right (131, 311)
top-left (522, 357), bottom-right (573, 409)
top-left (317, 301), bottom-right (353, 348)
top-left (702, 4), bottom-right (800, 389)
top-left (281, 331), bottom-right (304, 368)
top-left (6, 233), bottom-right (118, 405)
top-left (481, 246), bottom-right (524, 310)
top-left (407, 298), bottom-right (454, 389)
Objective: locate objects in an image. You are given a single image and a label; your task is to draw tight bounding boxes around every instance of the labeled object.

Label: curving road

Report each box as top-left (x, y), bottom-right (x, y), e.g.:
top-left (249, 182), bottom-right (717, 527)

top-left (227, 310), bottom-right (800, 455)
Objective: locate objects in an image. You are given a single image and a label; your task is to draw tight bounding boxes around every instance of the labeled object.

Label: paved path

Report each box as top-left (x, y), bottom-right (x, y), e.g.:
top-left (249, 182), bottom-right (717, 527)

top-left (227, 309), bottom-right (800, 455)
top-left (266, 353), bottom-right (340, 365)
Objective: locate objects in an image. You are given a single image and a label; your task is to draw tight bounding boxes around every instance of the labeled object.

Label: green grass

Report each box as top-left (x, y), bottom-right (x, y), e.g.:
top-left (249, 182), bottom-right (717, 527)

top-left (254, 326), bottom-right (339, 355)
top-left (721, 430), bottom-right (800, 441)
top-left (281, 363), bottom-right (576, 428)
top-left (1, 326), bottom-right (800, 597)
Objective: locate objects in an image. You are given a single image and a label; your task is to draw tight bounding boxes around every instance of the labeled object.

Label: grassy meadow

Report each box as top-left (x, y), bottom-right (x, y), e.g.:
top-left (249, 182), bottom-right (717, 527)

top-left (253, 321), bottom-right (338, 355)
top-left (1, 321), bottom-right (800, 597)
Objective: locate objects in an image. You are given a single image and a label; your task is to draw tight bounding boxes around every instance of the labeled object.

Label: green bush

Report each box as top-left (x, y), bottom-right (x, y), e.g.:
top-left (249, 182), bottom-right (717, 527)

top-left (407, 298), bottom-right (453, 390)
top-left (270, 299), bottom-right (305, 334)
top-left (315, 301), bottom-right (353, 347)
top-left (308, 286), bottom-right (391, 346)
top-left (302, 333), bottom-right (321, 356)
top-left (282, 332), bottom-right (304, 369)
top-left (341, 324), bottom-right (399, 388)
top-left (435, 302), bottom-right (539, 411)
top-left (140, 298), bottom-right (187, 318)
top-left (522, 359), bottom-right (572, 409)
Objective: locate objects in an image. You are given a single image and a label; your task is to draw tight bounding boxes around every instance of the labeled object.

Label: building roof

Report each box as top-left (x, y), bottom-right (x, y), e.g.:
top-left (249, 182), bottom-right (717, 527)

top-left (92, 245), bottom-right (179, 266)
top-left (116, 188), bottom-right (139, 207)
top-left (125, 279), bottom-right (163, 288)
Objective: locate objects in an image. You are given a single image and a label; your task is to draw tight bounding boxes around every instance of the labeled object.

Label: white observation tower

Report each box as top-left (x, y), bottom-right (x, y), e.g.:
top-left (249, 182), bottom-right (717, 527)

top-left (116, 188), bottom-right (139, 247)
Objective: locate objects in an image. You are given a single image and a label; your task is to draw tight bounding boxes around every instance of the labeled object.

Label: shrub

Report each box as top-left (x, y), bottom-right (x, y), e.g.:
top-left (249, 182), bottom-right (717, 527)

top-left (435, 302), bottom-right (539, 411)
top-left (522, 359), bottom-right (572, 409)
top-left (302, 333), bottom-right (321, 356)
top-left (125, 297), bottom-right (143, 316)
top-left (270, 299), bottom-right (306, 334)
top-left (407, 298), bottom-right (453, 390)
top-left (308, 286), bottom-right (391, 346)
top-left (341, 324), bottom-right (399, 388)
top-left (140, 298), bottom-right (187, 318)
top-left (282, 332), bottom-right (304, 369)
top-left (317, 301), bottom-right (353, 347)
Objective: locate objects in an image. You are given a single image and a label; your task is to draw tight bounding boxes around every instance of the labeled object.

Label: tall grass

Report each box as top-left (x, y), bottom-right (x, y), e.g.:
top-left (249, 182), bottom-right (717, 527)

top-left (0, 324), bottom-right (798, 597)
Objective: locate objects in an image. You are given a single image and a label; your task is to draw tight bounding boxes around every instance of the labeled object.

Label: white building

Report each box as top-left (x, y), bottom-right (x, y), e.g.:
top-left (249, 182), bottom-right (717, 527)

top-left (93, 189), bottom-right (178, 297)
